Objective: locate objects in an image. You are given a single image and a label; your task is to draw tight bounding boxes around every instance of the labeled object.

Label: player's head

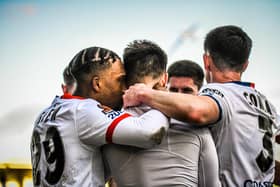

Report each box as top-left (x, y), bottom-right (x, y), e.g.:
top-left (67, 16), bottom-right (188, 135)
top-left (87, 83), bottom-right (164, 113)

top-left (167, 60), bottom-right (204, 95)
top-left (203, 25), bottom-right (252, 83)
top-left (123, 40), bottom-right (168, 89)
top-left (69, 46), bottom-right (125, 110)
top-left (62, 65), bottom-right (76, 94)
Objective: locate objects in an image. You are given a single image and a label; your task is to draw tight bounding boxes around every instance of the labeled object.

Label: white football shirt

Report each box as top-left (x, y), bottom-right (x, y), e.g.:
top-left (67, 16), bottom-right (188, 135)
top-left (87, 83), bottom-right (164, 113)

top-left (199, 81), bottom-right (280, 187)
top-left (103, 106), bottom-right (221, 187)
top-left (30, 95), bottom-right (169, 187)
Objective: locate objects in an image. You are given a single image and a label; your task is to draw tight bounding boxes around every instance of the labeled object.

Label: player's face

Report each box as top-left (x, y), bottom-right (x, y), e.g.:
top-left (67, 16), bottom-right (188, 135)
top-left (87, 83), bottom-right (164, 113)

top-left (99, 59), bottom-right (126, 110)
top-left (168, 77), bottom-right (198, 95)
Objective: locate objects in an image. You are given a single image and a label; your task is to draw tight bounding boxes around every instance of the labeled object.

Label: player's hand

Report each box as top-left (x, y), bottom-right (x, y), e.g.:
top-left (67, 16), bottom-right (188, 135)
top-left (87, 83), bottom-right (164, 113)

top-left (123, 83), bottom-right (149, 108)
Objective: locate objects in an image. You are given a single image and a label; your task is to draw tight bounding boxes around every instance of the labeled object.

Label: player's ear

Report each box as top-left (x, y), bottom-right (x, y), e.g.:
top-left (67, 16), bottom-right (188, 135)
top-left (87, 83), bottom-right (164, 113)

top-left (61, 84), bottom-right (67, 94)
top-left (203, 52), bottom-right (212, 71)
top-left (92, 76), bottom-right (101, 93)
top-left (242, 61), bottom-right (249, 72)
top-left (159, 72), bottom-right (168, 87)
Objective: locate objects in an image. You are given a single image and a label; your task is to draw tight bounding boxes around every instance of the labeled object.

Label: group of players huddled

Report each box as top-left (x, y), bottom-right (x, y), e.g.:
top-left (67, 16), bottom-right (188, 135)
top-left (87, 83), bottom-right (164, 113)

top-left (31, 25), bottom-right (280, 187)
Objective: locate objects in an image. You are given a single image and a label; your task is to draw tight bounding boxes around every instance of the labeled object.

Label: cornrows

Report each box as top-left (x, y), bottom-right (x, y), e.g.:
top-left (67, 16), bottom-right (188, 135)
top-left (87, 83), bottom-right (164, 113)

top-left (68, 47), bottom-right (120, 75)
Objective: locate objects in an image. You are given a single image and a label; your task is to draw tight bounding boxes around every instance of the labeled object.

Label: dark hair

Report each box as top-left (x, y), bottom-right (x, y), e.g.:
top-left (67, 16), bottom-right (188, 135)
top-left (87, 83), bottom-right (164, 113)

top-left (123, 40), bottom-right (167, 86)
top-left (204, 25), bottom-right (252, 72)
top-left (68, 47), bottom-right (120, 83)
top-left (63, 65), bottom-right (75, 86)
top-left (167, 60), bottom-right (204, 89)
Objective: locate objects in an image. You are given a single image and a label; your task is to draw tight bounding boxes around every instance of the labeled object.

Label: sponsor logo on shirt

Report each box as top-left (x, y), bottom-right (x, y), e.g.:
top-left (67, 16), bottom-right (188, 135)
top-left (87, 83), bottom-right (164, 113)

top-left (243, 180), bottom-right (272, 187)
top-left (97, 104), bottom-right (123, 120)
top-left (201, 88), bottom-right (224, 98)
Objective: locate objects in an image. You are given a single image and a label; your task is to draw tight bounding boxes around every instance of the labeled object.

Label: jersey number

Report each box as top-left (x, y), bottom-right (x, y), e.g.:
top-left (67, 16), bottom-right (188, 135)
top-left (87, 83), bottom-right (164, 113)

top-left (256, 115), bottom-right (273, 172)
top-left (244, 92), bottom-right (274, 172)
top-left (31, 126), bottom-right (65, 185)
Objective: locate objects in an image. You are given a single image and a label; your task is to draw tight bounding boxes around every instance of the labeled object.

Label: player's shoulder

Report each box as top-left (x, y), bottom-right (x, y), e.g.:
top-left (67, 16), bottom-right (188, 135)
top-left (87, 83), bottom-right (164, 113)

top-left (61, 97), bottom-right (125, 120)
top-left (124, 105), bottom-right (151, 116)
top-left (200, 82), bottom-right (253, 97)
top-left (75, 98), bottom-right (99, 107)
top-left (200, 82), bottom-right (251, 90)
top-left (170, 118), bottom-right (210, 137)
top-left (199, 83), bottom-right (227, 99)
top-left (74, 98), bottom-right (126, 122)
top-left (54, 96), bottom-right (100, 115)
top-left (34, 96), bottom-right (61, 125)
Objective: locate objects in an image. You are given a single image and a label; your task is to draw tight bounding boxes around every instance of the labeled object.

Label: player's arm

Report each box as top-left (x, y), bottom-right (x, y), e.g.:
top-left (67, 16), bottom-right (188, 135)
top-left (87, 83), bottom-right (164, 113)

top-left (109, 109), bottom-right (169, 148)
top-left (123, 83), bottom-right (219, 126)
top-left (76, 101), bottom-right (169, 148)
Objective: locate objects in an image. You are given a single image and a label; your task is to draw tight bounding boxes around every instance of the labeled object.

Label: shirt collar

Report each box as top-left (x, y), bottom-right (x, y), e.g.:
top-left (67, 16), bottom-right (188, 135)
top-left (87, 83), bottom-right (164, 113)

top-left (61, 93), bottom-right (85, 100)
top-left (228, 81), bottom-right (255, 88)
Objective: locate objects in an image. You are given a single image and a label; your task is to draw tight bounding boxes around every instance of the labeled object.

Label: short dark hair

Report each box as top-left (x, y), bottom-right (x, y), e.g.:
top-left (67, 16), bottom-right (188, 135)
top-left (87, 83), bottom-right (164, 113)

top-left (167, 60), bottom-right (204, 90)
top-left (123, 40), bottom-right (167, 86)
top-left (69, 47), bottom-right (120, 83)
top-left (63, 65), bottom-right (75, 86)
top-left (204, 25), bottom-right (252, 72)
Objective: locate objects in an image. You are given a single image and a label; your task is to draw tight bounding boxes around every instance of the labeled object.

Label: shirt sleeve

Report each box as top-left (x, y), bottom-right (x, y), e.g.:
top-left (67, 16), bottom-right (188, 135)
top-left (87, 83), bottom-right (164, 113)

top-left (112, 109), bottom-right (169, 148)
top-left (199, 84), bottom-right (231, 125)
top-left (75, 100), bottom-right (169, 148)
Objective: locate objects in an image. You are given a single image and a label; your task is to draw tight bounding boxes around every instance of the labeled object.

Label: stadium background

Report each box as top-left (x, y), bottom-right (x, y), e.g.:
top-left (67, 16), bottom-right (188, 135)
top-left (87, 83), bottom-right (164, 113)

top-left (0, 1), bottom-right (279, 186)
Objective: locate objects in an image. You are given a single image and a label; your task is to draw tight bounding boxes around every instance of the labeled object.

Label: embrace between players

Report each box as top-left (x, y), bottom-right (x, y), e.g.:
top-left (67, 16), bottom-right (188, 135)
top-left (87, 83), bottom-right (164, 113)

top-left (31, 25), bottom-right (280, 187)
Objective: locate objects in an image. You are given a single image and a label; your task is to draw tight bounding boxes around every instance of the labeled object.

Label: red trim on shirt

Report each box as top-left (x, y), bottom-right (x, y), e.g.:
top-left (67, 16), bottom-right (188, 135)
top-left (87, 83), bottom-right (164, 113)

top-left (250, 83), bottom-right (255, 88)
top-left (61, 93), bottom-right (85, 100)
top-left (106, 113), bottom-right (132, 143)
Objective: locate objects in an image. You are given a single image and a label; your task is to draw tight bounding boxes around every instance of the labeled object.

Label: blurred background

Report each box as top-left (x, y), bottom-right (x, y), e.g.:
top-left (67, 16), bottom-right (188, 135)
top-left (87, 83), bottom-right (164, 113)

top-left (0, 0), bottom-right (280, 186)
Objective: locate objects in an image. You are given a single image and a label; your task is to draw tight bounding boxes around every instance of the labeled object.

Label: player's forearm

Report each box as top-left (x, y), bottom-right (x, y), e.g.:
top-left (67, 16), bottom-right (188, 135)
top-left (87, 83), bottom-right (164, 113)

top-left (139, 89), bottom-right (219, 125)
top-left (112, 109), bottom-right (169, 148)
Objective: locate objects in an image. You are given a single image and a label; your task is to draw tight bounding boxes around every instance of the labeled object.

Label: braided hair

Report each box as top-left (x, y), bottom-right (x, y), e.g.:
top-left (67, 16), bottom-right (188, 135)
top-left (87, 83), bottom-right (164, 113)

top-left (68, 47), bottom-right (121, 82)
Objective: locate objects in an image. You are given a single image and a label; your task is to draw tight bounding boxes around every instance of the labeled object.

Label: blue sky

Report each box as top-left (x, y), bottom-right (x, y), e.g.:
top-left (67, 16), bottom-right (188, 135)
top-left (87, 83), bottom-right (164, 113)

top-left (0, 0), bottom-right (280, 163)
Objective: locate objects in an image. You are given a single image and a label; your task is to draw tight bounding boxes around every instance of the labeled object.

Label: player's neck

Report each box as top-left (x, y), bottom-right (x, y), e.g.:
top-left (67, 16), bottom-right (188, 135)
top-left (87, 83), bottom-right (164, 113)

top-left (73, 87), bottom-right (91, 98)
top-left (213, 70), bottom-right (241, 83)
